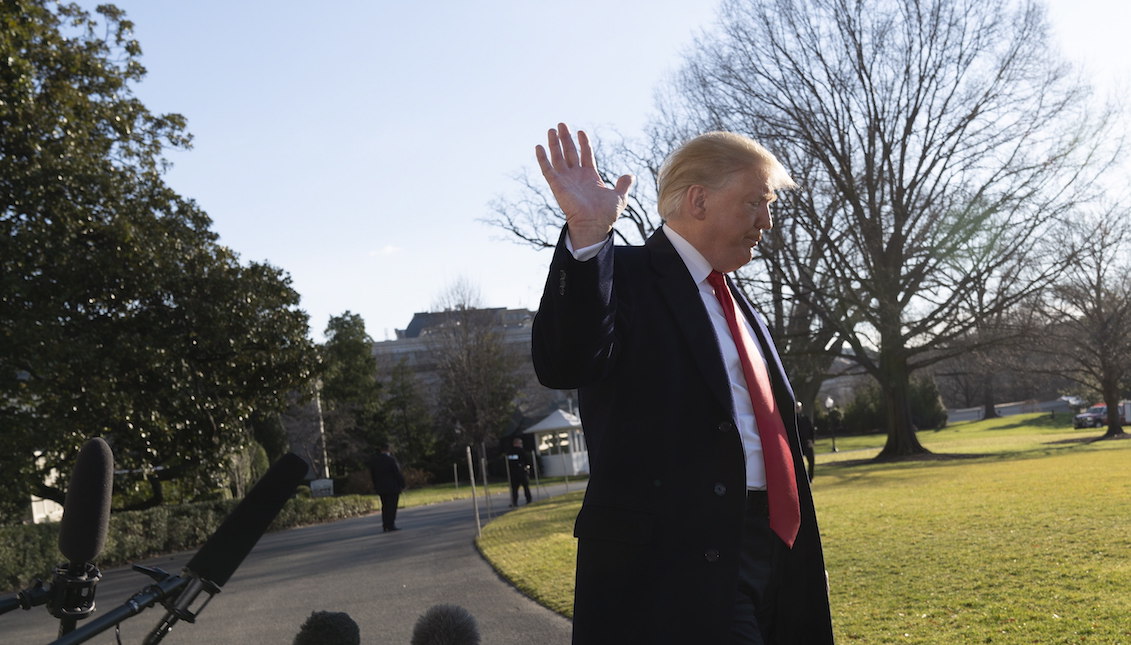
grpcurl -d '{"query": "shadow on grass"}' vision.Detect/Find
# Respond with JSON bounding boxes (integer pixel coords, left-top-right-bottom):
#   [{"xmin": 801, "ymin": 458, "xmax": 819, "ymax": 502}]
[
  {"xmin": 1045, "ymin": 432, "xmax": 1131, "ymax": 445},
  {"xmin": 819, "ymin": 436, "xmax": 1111, "ymax": 474}
]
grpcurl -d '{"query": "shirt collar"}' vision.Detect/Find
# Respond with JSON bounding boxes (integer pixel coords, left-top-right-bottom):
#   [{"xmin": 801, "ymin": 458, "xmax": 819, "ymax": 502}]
[{"xmin": 662, "ymin": 223, "xmax": 713, "ymax": 286}]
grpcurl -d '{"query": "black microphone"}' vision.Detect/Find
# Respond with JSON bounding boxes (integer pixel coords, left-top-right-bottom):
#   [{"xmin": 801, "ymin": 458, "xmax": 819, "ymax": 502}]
[
  {"xmin": 144, "ymin": 452, "xmax": 308, "ymax": 643},
  {"xmin": 59, "ymin": 437, "xmax": 114, "ymax": 564},
  {"xmin": 410, "ymin": 604, "xmax": 481, "ymax": 645},
  {"xmin": 49, "ymin": 437, "xmax": 114, "ymax": 636}
]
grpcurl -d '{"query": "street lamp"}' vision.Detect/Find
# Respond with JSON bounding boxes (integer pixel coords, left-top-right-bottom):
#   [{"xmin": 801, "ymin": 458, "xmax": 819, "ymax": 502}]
[{"xmin": 824, "ymin": 396, "xmax": 838, "ymax": 453}]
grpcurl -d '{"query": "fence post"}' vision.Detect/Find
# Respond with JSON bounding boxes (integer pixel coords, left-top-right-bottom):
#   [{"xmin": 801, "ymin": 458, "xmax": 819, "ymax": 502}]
[
  {"xmin": 478, "ymin": 441, "xmax": 493, "ymax": 519},
  {"xmin": 465, "ymin": 446, "xmax": 481, "ymax": 537}
]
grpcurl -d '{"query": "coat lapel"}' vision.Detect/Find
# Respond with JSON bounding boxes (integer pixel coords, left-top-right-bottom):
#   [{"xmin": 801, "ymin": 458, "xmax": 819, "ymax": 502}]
[{"xmin": 645, "ymin": 230, "xmax": 734, "ymax": 415}]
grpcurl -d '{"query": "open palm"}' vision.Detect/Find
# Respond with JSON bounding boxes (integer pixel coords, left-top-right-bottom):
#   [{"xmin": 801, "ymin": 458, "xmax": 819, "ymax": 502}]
[{"xmin": 535, "ymin": 123, "xmax": 635, "ymax": 248}]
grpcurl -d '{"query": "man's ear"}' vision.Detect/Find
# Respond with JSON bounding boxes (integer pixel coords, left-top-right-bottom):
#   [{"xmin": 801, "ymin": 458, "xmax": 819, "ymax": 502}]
[{"xmin": 686, "ymin": 185, "xmax": 708, "ymax": 220}]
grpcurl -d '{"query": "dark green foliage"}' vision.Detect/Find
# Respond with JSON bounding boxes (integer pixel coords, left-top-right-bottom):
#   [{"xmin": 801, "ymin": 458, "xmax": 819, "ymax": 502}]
[
  {"xmin": 0, "ymin": 523, "xmax": 58, "ymax": 587},
  {"xmin": 250, "ymin": 411, "xmax": 291, "ymax": 463},
  {"xmin": 381, "ymin": 358, "xmax": 439, "ymax": 474},
  {"xmin": 1, "ymin": 1, "xmax": 317, "ymax": 519},
  {"xmin": 908, "ymin": 376, "xmax": 947, "ymax": 431},
  {"xmin": 842, "ymin": 377, "xmax": 947, "ymax": 434},
  {"xmin": 841, "ymin": 384, "xmax": 884, "ymax": 435},
  {"xmin": 319, "ymin": 312, "xmax": 384, "ymax": 478}
]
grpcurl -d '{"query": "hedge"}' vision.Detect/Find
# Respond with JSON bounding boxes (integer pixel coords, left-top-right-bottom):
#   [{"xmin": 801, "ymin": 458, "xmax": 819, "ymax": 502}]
[{"xmin": 0, "ymin": 493, "xmax": 378, "ymax": 591}]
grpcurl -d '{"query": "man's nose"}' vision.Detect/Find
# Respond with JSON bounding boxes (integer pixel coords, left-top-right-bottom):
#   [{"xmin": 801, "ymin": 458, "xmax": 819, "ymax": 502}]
[{"xmin": 758, "ymin": 204, "xmax": 774, "ymax": 230}]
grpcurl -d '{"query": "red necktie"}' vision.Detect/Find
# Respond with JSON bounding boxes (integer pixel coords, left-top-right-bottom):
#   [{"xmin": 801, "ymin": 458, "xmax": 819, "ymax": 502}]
[{"xmin": 707, "ymin": 271, "xmax": 800, "ymax": 547}]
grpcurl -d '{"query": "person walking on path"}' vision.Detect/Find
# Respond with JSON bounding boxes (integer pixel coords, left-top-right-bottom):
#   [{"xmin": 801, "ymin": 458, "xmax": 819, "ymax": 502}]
[
  {"xmin": 369, "ymin": 443, "xmax": 405, "ymax": 533},
  {"xmin": 531, "ymin": 123, "xmax": 834, "ymax": 644},
  {"xmin": 506, "ymin": 436, "xmax": 534, "ymax": 507}
]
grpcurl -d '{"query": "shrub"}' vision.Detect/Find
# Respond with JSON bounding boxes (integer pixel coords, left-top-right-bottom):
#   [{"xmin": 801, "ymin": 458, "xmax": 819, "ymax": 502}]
[
  {"xmin": 841, "ymin": 375, "xmax": 949, "ymax": 434},
  {"xmin": 842, "ymin": 383, "xmax": 885, "ymax": 434},
  {"xmin": 0, "ymin": 523, "xmax": 58, "ymax": 587},
  {"xmin": 402, "ymin": 467, "xmax": 433, "ymax": 489},
  {"xmin": 0, "ymin": 494, "xmax": 377, "ymax": 592},
  {"xmin": 909, "ymin": 376, "xmax": 947, "ymax": 430}
]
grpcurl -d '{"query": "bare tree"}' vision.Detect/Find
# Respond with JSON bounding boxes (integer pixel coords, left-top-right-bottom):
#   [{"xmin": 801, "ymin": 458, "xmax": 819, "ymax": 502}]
[
  {"xmin": 932, "ymin": 301, "xmax": 1059, "ymax": 416},
  {"xmin": 1041, "ymin": 211, "xmax": 1131, "ymax": 439},
  {"xmin": 664, "ymin": 0, "xmax": 1120, "ymax": 456},
  {"xmin": 429, "ymin": 280, "xmax": 521, "ymax": 449}
]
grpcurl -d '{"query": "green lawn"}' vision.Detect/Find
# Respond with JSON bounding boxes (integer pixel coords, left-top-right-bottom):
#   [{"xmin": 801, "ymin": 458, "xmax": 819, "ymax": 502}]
[{"xmin": 477, "ymin": 415, "xmax": 1131, "ymax": 643}]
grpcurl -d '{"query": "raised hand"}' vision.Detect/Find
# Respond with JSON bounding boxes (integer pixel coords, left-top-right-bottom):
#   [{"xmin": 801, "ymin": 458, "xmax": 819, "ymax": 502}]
[{"xmin": 535, "ymin": 123, "xmax": 635, "ymax": 249}]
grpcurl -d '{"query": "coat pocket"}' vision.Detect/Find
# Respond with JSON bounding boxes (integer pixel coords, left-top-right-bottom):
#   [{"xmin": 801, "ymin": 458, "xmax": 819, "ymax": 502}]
[{"xmin": 573, "ymin": 504, "xmax": 655, "ymax": 545}]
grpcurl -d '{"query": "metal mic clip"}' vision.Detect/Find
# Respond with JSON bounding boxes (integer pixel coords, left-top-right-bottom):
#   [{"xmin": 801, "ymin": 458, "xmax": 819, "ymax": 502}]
[{"xmin": 143, "ymin": 571, "xmax": 220, "ymax": 644}]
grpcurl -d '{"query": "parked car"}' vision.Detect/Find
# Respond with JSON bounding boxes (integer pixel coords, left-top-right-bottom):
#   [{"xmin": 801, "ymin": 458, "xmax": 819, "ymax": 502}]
[{"xmin": 1074, "ymin": 402, "xmax": 1130, "ymax": 428}]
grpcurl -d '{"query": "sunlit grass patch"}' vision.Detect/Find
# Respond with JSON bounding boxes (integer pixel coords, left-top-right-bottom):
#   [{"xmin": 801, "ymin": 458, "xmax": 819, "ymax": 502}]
[
  {"xmin": 475, "ymin": 491, "xmax": 585, "ymax": 616},
  {"xmin": 820, "ymin": 441, "xmax": 1131, "ymax": 643}
]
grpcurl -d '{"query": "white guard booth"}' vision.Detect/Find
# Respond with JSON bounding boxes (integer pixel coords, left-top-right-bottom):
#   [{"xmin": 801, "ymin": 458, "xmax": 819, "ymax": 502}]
[{"xmin": 523, "ymin": 409, "xmax": 589, "ymax": 477}]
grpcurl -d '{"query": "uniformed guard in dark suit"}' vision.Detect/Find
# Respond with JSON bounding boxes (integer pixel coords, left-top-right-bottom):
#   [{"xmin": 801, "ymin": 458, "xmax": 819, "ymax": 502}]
[{"xmin": 506, "ymin": 436, "xmax": 533, "ymax": 506}]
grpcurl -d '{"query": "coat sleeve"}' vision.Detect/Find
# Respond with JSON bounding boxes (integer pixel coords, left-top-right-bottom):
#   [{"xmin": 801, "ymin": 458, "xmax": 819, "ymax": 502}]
[{"xmin": 531, "ymin": 227, "xmax": 617, "ymax": 390}]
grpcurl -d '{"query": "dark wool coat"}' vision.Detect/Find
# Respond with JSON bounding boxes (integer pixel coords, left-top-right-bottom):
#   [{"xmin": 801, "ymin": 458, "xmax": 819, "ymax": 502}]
[
  {"xmin": 368, "ymin": 452, "xmax": 404, "ymax": 496},
  {"xmin": 532, "ymin": 228, "xmax": 835, "ymax": 644}
]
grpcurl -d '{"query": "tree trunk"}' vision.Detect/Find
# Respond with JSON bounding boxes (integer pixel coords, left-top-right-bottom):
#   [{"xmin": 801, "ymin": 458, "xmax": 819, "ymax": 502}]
[
  {"xmin": 980, "ymin": 371, "xmax": 999, "ymax": 420},
  {"xmin": 877, "ymin": 354, "xmax": 929, "ymax": 458},
  {"xmin": 1101, "ymin": 425, "xmax": 1127, "ymax": 438},
  {"xmin": 1102, "ymin": 381, "xmax": 1127, "ymax": 438}
]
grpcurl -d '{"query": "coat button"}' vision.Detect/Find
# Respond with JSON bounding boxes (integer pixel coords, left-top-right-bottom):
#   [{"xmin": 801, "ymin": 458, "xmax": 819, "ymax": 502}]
[
  {"xmin": 713, "ymin": 483, "xmax": 726, "ymax": 496},
  {"xmin": 704, "ymin": 549, "xmax": 721, "ymax": 563},
  {"xmin": 717, "ymin": 420, "xmax": 735, "ymax": 433}
]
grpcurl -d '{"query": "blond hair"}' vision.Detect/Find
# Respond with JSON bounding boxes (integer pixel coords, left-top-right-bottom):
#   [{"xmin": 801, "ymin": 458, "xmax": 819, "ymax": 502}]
[{"xmin": 657, "ymin": 132, "xmax": 796, "ymax": 220}]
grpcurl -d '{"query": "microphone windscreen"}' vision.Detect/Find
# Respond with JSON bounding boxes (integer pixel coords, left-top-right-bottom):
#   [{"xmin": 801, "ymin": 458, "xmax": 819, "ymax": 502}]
[
  {"xmin": 186, "ymin": 452, "xmax": 307, "ymax": 587},
  {"xmin": 411, "ymin": 604, "xmax": 481, "ymax": 645},
  {"xmin": 292, "ymin": 610, "xmax": 360, "ymax": 645},
  {"xmin": 58, "ymin": 437, "xmax": 114, "ymax": 565}
]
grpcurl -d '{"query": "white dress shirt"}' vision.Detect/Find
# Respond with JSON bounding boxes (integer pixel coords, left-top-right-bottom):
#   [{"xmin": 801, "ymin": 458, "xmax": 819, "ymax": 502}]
[{"xmin": 567, "ymin": 226, "xmax": 769, "ymax": 489}]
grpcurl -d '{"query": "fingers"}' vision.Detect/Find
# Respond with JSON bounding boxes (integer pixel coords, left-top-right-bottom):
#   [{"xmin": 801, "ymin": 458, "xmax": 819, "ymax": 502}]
[
  {"xmin": 534, "ymin": 143, "xmax": 552, "ymax": 177},
  {"xmin": 558, "ymin": 123, "xmax": 580, "ymax": 167},
  {"xmin": 547, "ymin": 126, "xmax": 565, "ymax": 168},
  {"xmin": 537, "ymin": 123, "xmax": 584, "ymax": 172},
  {"xmin": 614, "ymin": 174, "xmax": 636, "ymax": 199},
  {"xmin": 535, "ymin": 123, "xmax": 624, "ymax": 193},
  {"xmin": 578, "ymin": 129, "xmax": 596, "ymax": 169}
]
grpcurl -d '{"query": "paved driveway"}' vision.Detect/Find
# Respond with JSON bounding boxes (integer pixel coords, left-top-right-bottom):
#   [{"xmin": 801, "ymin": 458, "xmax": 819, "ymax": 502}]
[{"xmin": 2, "ymin": 483, "xmax": 581, "ymax": 644}]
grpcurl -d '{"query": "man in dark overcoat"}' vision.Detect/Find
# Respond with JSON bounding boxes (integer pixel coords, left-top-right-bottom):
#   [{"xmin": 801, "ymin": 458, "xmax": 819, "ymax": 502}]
[
  {"xmin": 531, "ymin": 123, "xmax": 834, "ymax": 644},
  {"xmin": 368, "ymin": 443, "xmax": 405, "ymax": 533}
]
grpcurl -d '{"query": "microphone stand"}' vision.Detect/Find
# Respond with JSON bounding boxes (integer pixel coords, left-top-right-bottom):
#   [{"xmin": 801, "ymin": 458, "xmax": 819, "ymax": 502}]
[
  {"xmin": 47, "ymin": 452, "xmax": 305, "ymax": 644},
  {"xmin": 48, "ymin": 565, "xmax": 188, "ymax": 645}
]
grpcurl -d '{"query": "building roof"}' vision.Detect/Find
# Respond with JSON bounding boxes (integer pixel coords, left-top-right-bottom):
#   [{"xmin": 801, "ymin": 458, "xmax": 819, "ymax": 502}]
[
  {"xmin": 395, "ymin": 307, "xmax": 534, "ymax": 339},
  {"xmin": 523, "ymin": 408, "xmax": 581, "ymax": 434}
]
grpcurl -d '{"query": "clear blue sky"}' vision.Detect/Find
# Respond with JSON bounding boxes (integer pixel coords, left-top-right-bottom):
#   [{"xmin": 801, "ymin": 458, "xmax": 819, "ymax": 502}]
[{"xmin": 78, "ymin": 0, "xmax": 1129, "ymax": 341}]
